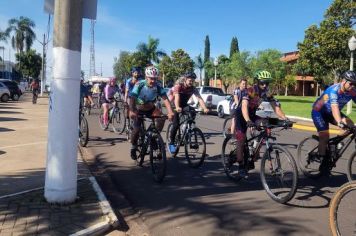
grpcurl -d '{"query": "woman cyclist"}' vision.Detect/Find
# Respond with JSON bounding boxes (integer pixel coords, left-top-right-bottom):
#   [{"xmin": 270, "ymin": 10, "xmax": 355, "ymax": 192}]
[{"xmin": 101, "ymin": 77, "xmax": 118, "ymax": 127}]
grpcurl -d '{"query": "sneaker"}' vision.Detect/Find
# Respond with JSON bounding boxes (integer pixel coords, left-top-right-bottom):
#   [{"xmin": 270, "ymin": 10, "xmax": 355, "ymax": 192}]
[
  {"xmin": 130, "ymin": 148, "xmax": 137, "ymax": 160},
  {"xmin": 168, "ymin": 144, "xmax": 177, "ymax": 154},
  {"xmin": 231, "ymin": 165, "xmax": 248, "ymax": 179}
]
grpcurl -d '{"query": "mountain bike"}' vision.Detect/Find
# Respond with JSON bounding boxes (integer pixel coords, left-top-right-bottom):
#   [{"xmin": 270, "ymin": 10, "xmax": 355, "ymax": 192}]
[
  {"xmin": 134, "ymin": 114, "xmax": 167, "ymax": 183},
  {"xmin": 79, "ymin": 103, "xmax": 89, "ymax": 147},
  {"xmin": 221, "ymin": 118, "xmax": 298, "ymax": 204},
  {"xmin": 297, "ymin": 125, "xmax": 356, "ymax": 180},
  {"xmin": 99, "ymin": 97, "xmax": 126, "ymax": 133},
  {"xmin": 222, "ymin": 116, "xmax": 233, "ymax": 138},
  {"xmin": 32, "ymin": 89, "xmax": 39, "ymax": 104},
  {"xmin": 329, "ymin": 181, "xmax": 356, "ymax": 236},
  {"xmin": 166, "ymin": 108, "xmax": 206, "ymax": 168}
]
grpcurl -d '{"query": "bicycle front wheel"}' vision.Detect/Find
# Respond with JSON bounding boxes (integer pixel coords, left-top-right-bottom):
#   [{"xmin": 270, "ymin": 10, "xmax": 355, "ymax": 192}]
[
  {"xmin": 79, "ymin": 115, "xmax": 89, "ymax": 147},
  {"xmin": 329, "ymin": 181, "xmax": 356, "ymax": 236},
  {"xmin": 297, "ymin": 136, "xmax": 322, "ymax": 178},
  {"xmin": 222, "ymin": 117, "xmax": 233, "ymax": 138},
  {"xmin": 112, "ymin": 108, "xmax": 126, "ymax": 134},
  {"xmin": 149, "ymin": 133, "xmax": 167, "ymax": 183},
  {"xmin": 99, "ymin": 110, "xmax": 109, "ymax": 130},
  {"xmin": 260, "ymin": 144, "xmax": 298, "ymax": 204},
  {"xmin": 347, "ymin": 151, "xmax": 356, "ymax": 181},
  {"xmin": 185, "ymin": 127, "xmax": 206, "ymax": 168},
  {"xmin": 221, "ymin": 135, "xmax": 243, "ymax": 182}
]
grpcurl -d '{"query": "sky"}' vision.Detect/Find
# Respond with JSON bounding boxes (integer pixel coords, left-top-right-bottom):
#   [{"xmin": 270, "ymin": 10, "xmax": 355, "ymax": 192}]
[{"xmin": 0, "ymin": 0, "xmax": 333, "ymax": 79}]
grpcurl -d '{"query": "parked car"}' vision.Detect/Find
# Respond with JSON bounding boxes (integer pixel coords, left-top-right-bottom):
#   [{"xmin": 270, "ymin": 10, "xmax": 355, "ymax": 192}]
[
  {"xmin": 188, "ymin": 86, "xmax": 226, "ymax": 110},
  {"xmin": 0, "ymin": 81, "xmax": 11, "ymax": 102},
  {"xmin": 0, "ymin": 79, "xmax": 22, "ymax": 101},
  {"xmin": 216, "ymin": 95, "xmax": 278, "ymax": 119}
]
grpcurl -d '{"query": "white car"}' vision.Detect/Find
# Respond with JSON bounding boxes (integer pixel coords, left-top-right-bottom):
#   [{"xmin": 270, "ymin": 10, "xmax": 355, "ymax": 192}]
[
  {"xmin": 216, "ymin": 95, "xmax": 278, "ymax": 118},
  {"xmin": 188, "ymin": 86, "xmax": 226, "ymax": 111},
  {"xmin": 0, "ymin": 81, "xmax": 11, "ymax": 102}
]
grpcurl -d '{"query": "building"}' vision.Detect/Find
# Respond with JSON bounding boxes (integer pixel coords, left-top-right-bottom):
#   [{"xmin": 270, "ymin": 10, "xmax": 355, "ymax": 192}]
[{"xmin": 0, "ymin": 60, "xmax": 20, "ymax": 81}]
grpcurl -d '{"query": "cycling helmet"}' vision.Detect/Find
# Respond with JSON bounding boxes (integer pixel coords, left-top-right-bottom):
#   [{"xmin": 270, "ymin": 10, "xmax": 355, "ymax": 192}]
[
  {"xmin": 145, "ymin": 66, "xmax": 159, "ymax": 78},
  {"xmin": 342, "ymin": 70, "xmax": 356, "ymax": 83},
  {"xmin": 183, "ymin": 71, "xmax": 197, "ymax": 79},
  {"xmin": 109, "ymin": 77, "xmax": 117, "ymax": 83},
  {"xmin": 254, "ymin": 70, "xmax": 272, "ymax": 82},
  {"xmin": 131, "ymin": 67, "xmax": 140, "ymax": 74}
]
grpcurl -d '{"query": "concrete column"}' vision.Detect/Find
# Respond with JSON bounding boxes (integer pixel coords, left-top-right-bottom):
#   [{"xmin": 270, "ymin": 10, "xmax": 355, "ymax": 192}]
[{"xmin": 45, "ymin": 0, "xmax": 83, "ymax": 203}]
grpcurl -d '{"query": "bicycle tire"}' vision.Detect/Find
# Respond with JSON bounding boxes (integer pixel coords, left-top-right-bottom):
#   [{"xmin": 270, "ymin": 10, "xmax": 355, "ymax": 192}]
[
  {"xmin": 112, "ymin": 107, "xmax": 126, "ymax": 134},
  {"xmin": 185, "ymin": 127, "xmax": 206, "ymax": 168},
  {"xmin": 79, "ymin": 115, "xmax": 89, "ymax": 147},
  {"xmin": 297, "ymin": 136, "xmax": 323, "ymax": 179},
  {"xmin": 347, "ymin": 151, "xmax": 356, "ymax": 181},
  {"xmin": 260, "ymin": 144, "xmax": 298, "ymax": 204},
  {"xmin": 136, "ymin": 127, "xmax": 146, "ymax": 167},
  {"xmin": 329, "ymin": 181, "xmax": 356, "ymax": 236},
  {"xmin": 221, "ymin": 135, "xmax": 244, "ymax": 182},
  {"xmin": 166, "ymin": 123, "xmax": 180, "ymax": 158},
  {"xmin": 222, "ymin": 117, "xmax": 233, "ymax": 138},
  {"xmin": 149, "ymin": 132, "xmax": 167, "ymax": 183},
  {"xmin": 99, "ymin": 110, "xmax": 109, "ymax": 130}
]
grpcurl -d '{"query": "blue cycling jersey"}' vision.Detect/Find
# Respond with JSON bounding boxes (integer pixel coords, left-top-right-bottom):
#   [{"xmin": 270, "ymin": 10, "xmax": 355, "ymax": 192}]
[
  {"xmin": 131, "ymin": 80, "xmax": 166, "ymax": 105},
  {"xmin": 312, "ymin": 83, "xmax": 356, "ymax": 113}
]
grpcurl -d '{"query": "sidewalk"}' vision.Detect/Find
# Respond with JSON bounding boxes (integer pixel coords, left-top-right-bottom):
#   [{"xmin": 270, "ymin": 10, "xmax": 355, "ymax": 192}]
[{"xmin": 0, "ymin": 93, "xmax": 119, "ymax": 235}]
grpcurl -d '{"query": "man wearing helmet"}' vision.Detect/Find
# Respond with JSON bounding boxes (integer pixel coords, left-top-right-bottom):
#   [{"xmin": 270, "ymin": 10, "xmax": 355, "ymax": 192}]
[
  {"xmin": 234, "ymin": 70, "xmax": 289, "ymax": 177},
  {"xmin": 167, "ymin": 71, "xmax": 209, "ymax": 154},
  {"xmin": 312, "ymin": 70, "xmax": 356, "ymax": 174},
  {"xmin": 101, "ymin": 77, "xmax": 118, "ymax": 127},
  {"xmin": 129, "ymin": 66, "xmax": 174, "ymax": 160},
  {"xmin": 124, "ymin": 67, "xmax": 142, "ymax": 104}
]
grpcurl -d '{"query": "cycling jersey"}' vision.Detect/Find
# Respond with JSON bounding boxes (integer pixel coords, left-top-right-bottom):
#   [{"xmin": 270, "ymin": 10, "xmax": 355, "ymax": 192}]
[
  {"xmin": 230, "ymin": 88, "xmax": 244, "ymax": 110},
  {"xmin": 171, "ymin": 83, "xmax": 200, "ymax": 108},
  {"xmin": 103, "ymin": 84, "xmax": 117, "ymax": 103},
  {"xmin": 130, "ymin": 80, "xmax": 166, "ymax": 105},
  {"xmin": 125, "ymin": 77, "xmax": 141, "ymax": 95}
]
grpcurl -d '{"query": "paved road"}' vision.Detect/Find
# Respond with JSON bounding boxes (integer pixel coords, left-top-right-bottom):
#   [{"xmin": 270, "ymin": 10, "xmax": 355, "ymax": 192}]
[{"xmin": 83, "ymin": 110, "xmax": 352, "ymax": 236}]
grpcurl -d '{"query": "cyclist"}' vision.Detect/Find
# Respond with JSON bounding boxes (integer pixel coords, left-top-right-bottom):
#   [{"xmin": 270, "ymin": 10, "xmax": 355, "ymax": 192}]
[
  {"xmin": 101, "ymin": 77, "xmax": 118, "ymax": 127},
  {"xmin": 168, "ymin": 72, "xmax": 209, "ymax": 154},
  {"xmin": 129, "ymin": 66, "xmax": 174, "ymax": 160},
  {"xmin": 311, "ymin": 70, "xmax": 356, "ymax": 173},
  {"xmin": 124, "ymin": 67, "xmax": 142, "ymax": 106},
  {"xmin": 30, "ymin": 79, "xmax": 40, "ymax": 103},
  {"xmin": 230, "ymin": 78, "xmax": 248, "ymax": 135},
  {"xmin": 80, "ymin": 79, "xmax": 94, "ymax": 108},
  {"xmin": 234, "ymin": 70, "xmax": 289, "ymax": 177}
]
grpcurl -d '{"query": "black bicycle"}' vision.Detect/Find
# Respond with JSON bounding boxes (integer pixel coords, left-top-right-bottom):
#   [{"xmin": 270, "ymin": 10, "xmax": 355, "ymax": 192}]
[
  {"xmin": 32, "ymin": 90, "xmax": 39, "ymax": 104},
  {"xmin": 99, "ymin": 97, "xmax": 126, "ymax": 133},
  {"xmin": 221, "ymin": 119, "xmax": 298, "ymax": 204},
  {"xmin": 166, "ymin": 108, "xmax": 206, "ymax": 168},
  {"xmin": 297, "ymin": 125, "xmax": 356, "ymax": 180},
  {"xmin": 79, "ymin": 103, "xmax": 89, "ymax": 147},
  {"xmin": 134, "ymin": 115, "xmax": 167, "ymax": 183}
]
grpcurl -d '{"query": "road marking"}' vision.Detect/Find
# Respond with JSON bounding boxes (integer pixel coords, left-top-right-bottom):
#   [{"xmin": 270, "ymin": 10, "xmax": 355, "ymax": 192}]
[
  {"xmin": 0, "ymin": 141, "xmax": 47, "ymax": 149},
  {"xmin": 293, "ymin": 124, "xmax": 341, "ymax": 135}
]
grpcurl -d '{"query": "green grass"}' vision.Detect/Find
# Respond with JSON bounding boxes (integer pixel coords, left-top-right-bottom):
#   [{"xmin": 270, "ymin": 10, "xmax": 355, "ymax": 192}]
[{"xmin": 275, "ymin": 96, "xmax": 356, "ymax": 121}]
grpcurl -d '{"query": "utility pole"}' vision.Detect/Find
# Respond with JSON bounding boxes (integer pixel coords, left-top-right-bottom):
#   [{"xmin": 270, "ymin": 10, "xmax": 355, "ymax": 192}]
[
  {"xmin": 40, "ymin": 34, "xmax": 48, "ymax": 96},
  {"xmin": 45, "ymin": 0, "xmax": 83, "ymax": 203}
]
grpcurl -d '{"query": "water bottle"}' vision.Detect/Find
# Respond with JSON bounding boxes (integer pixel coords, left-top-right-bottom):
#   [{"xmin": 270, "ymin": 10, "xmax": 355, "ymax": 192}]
[
  {"xmin": 109, "ymin": 108, "xmax": 114, "ymax": 118},
  {"xmin": 336, "ymin": 142, "xmax": 343, "ymax": 151}
]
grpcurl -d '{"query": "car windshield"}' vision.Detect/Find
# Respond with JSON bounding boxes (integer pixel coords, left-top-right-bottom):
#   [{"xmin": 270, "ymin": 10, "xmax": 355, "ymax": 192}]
[{"xmin": 201, "ymin": 87, "xmax": 224, "ymax": 95}]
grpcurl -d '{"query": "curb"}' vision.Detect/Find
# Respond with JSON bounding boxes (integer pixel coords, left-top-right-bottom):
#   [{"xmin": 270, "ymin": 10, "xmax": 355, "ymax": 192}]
[{"xmin": 287, "ymin": 115, "xmax": 341, "ymax": 134}]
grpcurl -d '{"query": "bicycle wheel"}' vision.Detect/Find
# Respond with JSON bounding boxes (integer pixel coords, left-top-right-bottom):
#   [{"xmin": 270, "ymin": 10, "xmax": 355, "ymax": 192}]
[
  {"xmin": 222, "ymin": 117, "xmax": 233, "ymax": 138},
  {"xmin": 221, "ymin": 135, "xmax": 244, "ymax": 182},
  {"xmin": 347, "ymin": 151, "xmax": 356, "ymax": 181},
  {"xmin": 79, "ymin": 115, "xmax": 89, "ymax": 147},
  {"xmin": 149, "ymin": 133, "xmax": 167, "ymax": 183},
  {"xmin": 297, "ymin": 136, "xmax": 323, "ymax": 178},
  {"xmin": 112, "ymin": 107, "xmax": 126, "ymax": 134},
  {"xmin": 99, "ymin": 110, "xmax": 109, "ymax": 130},
  {"xmin": 185, "ymin": 127, "xmax": 206, "ymax": 168},
  {"xmin": 125, "ymin": 118, "xmax": 132, "ymax": 141},
  {"xmin": 166, "ymin": 123, "xmax": 180, "ymax": 158},
  {"xmin": 260, "ymin": 144, "xmax": 298, "ymax": 204},
  {"xmin": 329, "ymin": 181, "xmax": 356, "ymax": 236}
]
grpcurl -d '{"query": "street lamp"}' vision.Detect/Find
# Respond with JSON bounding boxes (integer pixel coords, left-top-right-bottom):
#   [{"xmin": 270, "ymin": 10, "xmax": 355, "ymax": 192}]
[
  {"xmin": 346, "ymin": 35, "xmax": 356, "ymax": 114},
  {"xmin": 214, "ymin": 58, "xmax": 218, "ymax": 87},
  {"xmin": 0, "ymin": 46, "xmax": 4, "ymax": 79}
]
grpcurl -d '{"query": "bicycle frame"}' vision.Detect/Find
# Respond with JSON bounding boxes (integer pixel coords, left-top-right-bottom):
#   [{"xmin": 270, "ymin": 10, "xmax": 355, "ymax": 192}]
[{"xmin": 175, "ymin": 111, "xmax": 196, "ymax": 146}]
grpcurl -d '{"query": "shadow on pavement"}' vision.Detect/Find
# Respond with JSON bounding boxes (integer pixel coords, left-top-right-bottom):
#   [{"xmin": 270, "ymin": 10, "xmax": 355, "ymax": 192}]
[
  {"xmin": 0, "ymin": 127, "xmax": 15, "ymax": 132},
  {"xmin": 0, "ymin": 117, "xmax": 27, "ymax": 122},
  {"xmin": 0, "ymin": 150, "xmax": 6, "ymax": 156},
  {"xmin": 88, "ymin": 136, "xmax": 127, "ymax": 147},
  {"xmin": 0, "ymin": 110, "xmax": 23, "ymax": 115}
]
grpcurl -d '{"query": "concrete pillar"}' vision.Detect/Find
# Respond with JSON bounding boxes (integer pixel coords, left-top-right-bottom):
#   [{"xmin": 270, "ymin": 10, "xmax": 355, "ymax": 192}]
[{"xmin": 45, "ymin": 0, "xmax": 83, "ymax": 203}]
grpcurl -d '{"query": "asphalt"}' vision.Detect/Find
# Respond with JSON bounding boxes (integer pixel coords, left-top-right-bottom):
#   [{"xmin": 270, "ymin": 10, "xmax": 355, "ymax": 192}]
[
  {"xmin": 0, "ymin": 93, "xmax": 120, "ymax": 236},
  {"xmin": 0, "ymin": 92, "xmax": 343, "ymax": 236}
]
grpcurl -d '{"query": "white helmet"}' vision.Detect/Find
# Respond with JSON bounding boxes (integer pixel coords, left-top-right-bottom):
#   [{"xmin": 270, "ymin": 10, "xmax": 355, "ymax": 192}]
[{"xmin": 145, "ymin": 66, "xmax": 159, "ymax": 78}]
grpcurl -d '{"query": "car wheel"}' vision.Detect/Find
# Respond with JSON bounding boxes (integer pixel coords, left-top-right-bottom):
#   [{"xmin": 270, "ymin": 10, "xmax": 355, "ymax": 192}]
[
  {"xmin": 1, "ymin": 94, "xmax": 9, "ymax": 102},
  {"xmin": 12, "ymin": 93, "xmax": 20, "ymax": 101},
  {"xmin": 218, "ymin": 106, "xmax": 225, "ymax": 118}
]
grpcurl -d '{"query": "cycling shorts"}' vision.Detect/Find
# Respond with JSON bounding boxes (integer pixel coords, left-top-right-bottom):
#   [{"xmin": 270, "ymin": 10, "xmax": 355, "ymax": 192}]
[{"xmin": 311, "ymin": 110, "xmax": 346, "ymax": 132}]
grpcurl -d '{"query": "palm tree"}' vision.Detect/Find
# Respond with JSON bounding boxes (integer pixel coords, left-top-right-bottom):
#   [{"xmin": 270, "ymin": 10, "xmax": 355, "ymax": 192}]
[
  {"xmin": 136, "ymin": 36, "xmax": 166, "ymax": 64},
  {"xmin": 7, "ymin": 16, "xmax": 36, "ymax": 53},
  {"xmin": 195, "ymin": 54, "xmax": 204, "ymax": 86},
  {"xmin": 0, "ymin": 29, "xmax": 9, "ymax": 62}
]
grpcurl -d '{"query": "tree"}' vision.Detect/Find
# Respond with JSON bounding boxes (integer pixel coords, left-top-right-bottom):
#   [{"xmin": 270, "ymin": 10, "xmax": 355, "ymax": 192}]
[
  {"xmin": 15, "ymin": 49, "xmax": 42, "ymax": 79},
  {"xmin": 7, "ymin": 16, "xmax": 36, "ymax": 53},
  {"xmin": 204, "ymin": 35, "xmax": 210, "ymax": 63},
  {"xmin": 229, "ymin": 37, "xmax": 239, "ymax": 58},
  {"xmin": 195, "ymin": 54, "xmax": 204, "ymax": 86},
  {"xmin": 113, "ymin": 51, "xmax": 133, "ymax": 80},
  {"xmin": 159, "ymin": 55, "xmax": 174, "ymax": 87},
  {"xmin": 203, "ymin": 35, "xmax": 211, "ymax": 85},
  {"xmin": 283, "ymin": 74, "xmax": 297, "ymax": 96},
  {"xmin": 297, "ymin": 0, "xmax": 355, "ymax": 84},
  {"xmin": 0, "ymin": 29, "xmax": 9, "ymax": 61},
  {"xmin": 136, "ymin": 36, "xmax": 166, "ymax": 64}
]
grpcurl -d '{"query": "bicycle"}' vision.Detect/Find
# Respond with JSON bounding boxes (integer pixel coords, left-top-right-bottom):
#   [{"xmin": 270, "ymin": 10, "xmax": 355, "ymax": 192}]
[
  {"xmin": 297, "ymin": 125, "xmax": 356, "ymax": 180},
  {"xmin": 79, "ymin": 103, "xmax": 89, "ymax": 147},
  {"xmin": 329, "ymin": 181, "xmax": 356, "ymax": 236},
  {"xmin": 166, "ymin": 108, "xmax": 206, "ymax": 168},
  {"xmin": 99, "ymin": 97, "xmax": 126, "ymax": 133},
  {"xmin": 222, "ymin": 116, "xmax": 233, "ymax": 138},
  {"xmin": 133, "ymin": 114, "xmax": 167, "ymax": 183},
  {"xmin": 32, "ymin": 89, "xmax": 39, "ymax": 104},
  {"xmin": 221, "ymin": 118, "xmax": 298, "ymax": 204}
]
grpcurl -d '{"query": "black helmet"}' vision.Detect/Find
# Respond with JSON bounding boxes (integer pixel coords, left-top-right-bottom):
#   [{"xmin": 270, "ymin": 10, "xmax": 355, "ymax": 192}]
[
  {"xmin": 183, "ymin": 71, "xmax": 197, "ymax": 79},
  {"xmin": 342, "ymin": 70, "xmax": 356, "ymax": 83}
]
